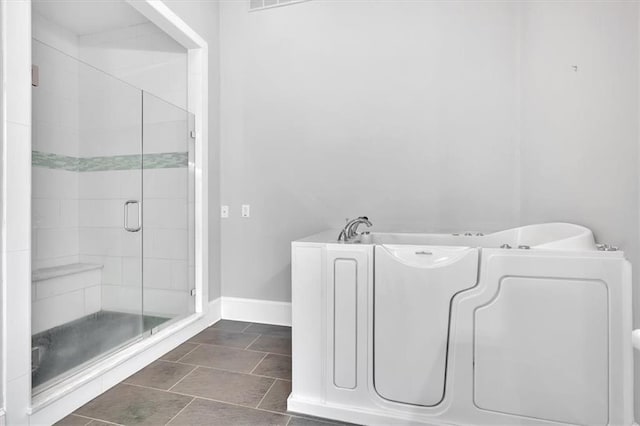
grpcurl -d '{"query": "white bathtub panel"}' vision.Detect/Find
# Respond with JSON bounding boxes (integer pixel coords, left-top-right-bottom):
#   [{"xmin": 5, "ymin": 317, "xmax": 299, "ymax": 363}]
[
  {"xmin": 374, "ymin": 245, "xmax": 478, "ymax": 407},
  {"xmin": 290, "ymin": 245, "xmax": 325, "ymax": 402},
  {"xmin": 474, "ymin": 277, "xmax": 608, "ymax": 425},
  {"xmin": 332, "ymin": 259, "xmax": 358, "ymax": 389}
]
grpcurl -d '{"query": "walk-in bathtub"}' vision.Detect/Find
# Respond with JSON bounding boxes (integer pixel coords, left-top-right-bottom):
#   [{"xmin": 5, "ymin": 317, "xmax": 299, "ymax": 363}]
[{"xmin": 289, "ymin": 223, "xmax": 635, "ymax": 425}]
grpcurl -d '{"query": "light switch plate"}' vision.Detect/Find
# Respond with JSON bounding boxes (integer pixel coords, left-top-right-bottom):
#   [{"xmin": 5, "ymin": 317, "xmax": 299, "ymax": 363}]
[
  {"xmin": 221, "ymin": 205, "xmax": 229, "ymax": 218},
  {"xmin": 241, "ymin": 204, "xmax": 250, "ymax": 218}
]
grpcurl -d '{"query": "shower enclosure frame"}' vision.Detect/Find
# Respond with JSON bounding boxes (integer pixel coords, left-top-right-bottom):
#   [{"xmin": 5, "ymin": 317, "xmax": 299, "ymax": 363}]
[{"xmin": 0, "ymin": 1, "xmax": 214, "ymax": 424}]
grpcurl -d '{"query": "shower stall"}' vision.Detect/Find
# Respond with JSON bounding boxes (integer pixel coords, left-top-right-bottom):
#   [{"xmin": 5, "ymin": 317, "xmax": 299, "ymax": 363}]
[{"xmin": 31, "ymin": 32, "xmax": 195, "ymax": 393}]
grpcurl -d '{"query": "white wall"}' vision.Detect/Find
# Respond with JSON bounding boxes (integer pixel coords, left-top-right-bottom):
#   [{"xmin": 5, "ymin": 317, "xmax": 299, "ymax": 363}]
[{"xmin": 220, "ymin": 0, "xmax": 640, "ymax": 415}]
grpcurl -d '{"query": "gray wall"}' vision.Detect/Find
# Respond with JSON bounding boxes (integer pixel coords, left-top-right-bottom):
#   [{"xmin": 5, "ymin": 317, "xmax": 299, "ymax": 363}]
[
  {"xmin": 220, "ymin": 0, "xmax": 639, "ymax": 298},
  {"xmin": 165, "ymin": 1, "xmax": 222, "ymax": 301},
  {"xmin": 219, "ymin": 0, "xmax": 639, "ymax": 414},
  {"xmin": 220, "ymin": 0, "xmax": 521, "ymax": 301}
]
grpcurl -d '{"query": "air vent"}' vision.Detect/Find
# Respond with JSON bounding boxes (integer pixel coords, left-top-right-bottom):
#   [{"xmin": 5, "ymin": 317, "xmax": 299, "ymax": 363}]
[{"xmin": 249, "ymin": 0, "xmax": 308, "ymax": 12}]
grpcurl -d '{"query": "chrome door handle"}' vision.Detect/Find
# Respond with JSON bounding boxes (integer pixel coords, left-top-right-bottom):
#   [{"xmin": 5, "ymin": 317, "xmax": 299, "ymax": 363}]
[{"xmin": 124, "ymin": 200, "xmax": 141, "ymax": 232}]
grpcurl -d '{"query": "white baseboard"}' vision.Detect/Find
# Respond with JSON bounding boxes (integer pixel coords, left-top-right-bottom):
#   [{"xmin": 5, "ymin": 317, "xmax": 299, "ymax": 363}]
[
  {"xmin": 221, "ymin": 296, "xmax": 291, "ymax": 326},
  {"xmin": 207, "ymin": 296, "xmax": 222, "ymax": 324}
]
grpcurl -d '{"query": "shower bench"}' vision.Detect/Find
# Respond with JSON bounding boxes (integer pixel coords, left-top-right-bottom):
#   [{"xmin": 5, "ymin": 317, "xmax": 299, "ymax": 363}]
[{"xmin": 32, "ymin": 262, "xmax": 103, "ymax": 334}]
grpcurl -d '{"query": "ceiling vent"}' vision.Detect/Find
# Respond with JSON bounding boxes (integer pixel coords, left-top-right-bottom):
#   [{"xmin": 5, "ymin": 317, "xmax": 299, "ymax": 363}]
[{"xmin": 249, "ymin": 0, "xmax": 308, "ymax": 12}]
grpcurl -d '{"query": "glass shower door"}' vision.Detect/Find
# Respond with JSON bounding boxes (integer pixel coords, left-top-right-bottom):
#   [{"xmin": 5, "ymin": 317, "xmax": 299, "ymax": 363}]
[
  {"xmin": 142, "ymin": 92, "xmax": 196, "ymax": 324},
  {"xmin": 31, "ymin": 40, "xmax": 146, "ymax": 392}
]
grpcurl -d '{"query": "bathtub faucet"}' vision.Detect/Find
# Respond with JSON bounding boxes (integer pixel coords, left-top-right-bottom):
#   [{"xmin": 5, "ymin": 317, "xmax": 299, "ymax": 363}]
[{"xmin": 338, "ymin": 217, "xmax": 373, "ymax": 242}]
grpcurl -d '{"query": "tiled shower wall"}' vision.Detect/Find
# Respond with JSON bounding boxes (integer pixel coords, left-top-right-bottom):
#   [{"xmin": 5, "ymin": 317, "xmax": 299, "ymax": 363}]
[
  {"xmin": 76, "ymin": 21, "xmax": 191, "ymax": 318},
  {"xmin": 32, "ymin": 13, "xmax": 192, "ymax": 323},
  {"xmin": 31, "ymin": 19, "xmax": 80, "ymax": 270}
]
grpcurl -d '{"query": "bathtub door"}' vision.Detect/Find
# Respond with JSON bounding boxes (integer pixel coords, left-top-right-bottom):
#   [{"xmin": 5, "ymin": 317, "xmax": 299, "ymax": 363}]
[{"xmin": 373, "ymin": 245, "xmax": 478, "ymax": 406}]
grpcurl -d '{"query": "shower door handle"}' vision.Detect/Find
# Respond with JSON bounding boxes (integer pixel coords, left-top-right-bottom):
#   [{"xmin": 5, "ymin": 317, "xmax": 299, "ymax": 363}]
[{"xmin": 124, "ymin": 200, "xmax": 141, "ymax": 232}]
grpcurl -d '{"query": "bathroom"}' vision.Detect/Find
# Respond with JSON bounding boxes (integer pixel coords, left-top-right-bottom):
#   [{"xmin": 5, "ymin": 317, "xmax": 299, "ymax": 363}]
[{"xmin": 1, "ymin": 0, "xmax": 640, "ymax": 424}]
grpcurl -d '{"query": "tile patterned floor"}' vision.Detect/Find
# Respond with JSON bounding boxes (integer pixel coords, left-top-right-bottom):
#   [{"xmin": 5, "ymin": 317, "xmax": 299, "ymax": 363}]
[{"xmin": 55, "ymin": 320, "xmax": 351, "ymax": 426}]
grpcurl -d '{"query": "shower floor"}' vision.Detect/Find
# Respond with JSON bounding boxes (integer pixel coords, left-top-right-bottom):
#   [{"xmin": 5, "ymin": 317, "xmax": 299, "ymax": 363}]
[{"xmin": 32, "ymin": 311, "xmax": 169, "ymax": 390}]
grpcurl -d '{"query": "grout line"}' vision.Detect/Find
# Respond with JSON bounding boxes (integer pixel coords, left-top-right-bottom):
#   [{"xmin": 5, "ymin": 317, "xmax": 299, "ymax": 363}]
[
  {"xmin": 173, "ymin": 342, "xmax": 201, "ymax": 363},
  {"xmin": 166, "ymin": 364, "xmax": 199, "ymax": 392},
  {"xmin": 240, "ymin": 322, "xmax": 254, "ymax": 333},
  {"xmin": 188, "ymin": 339, "xmax": 290, "ymax": 357},
  {"xmin": 72, "ymin": 413, "xmax": 122, "ymax": 426},
  {"xmin": 169, "ymin": 360, "xmax": 290, "ymax": 381},
  {"xmin": 244, "ymin": 333, "xmax": 262, "ymax": 350},
  {"xmin": 240, "ymin": 344, "xmax": 291, "ymax": 357},
  {"xmin": 74, "ymin": 414, "xmax": 99, "ymax": 426},
  {"xmin": 244, "ymin": 349, "xmax": 292, "ymax": 357},
  {"xmin": 88, "ymin": 419, "xmax": 123, "ymax": 426},
  {"xmin": 68, "ymin": 413, "xmax": 109, "ymax": 425},
  {"xmin": 73, "ymin": 374, "xmax": 293, "ymax": 423},
  {"xmin": 122, "ymin": 381, "xmax": 178, "ymax": 393},
  {"xmin": 164, "ymin": 396, "xmax": 195, "ymax": 425},
  {"xmin": 255, "ymin": 378, "xmax": 277, "ymax": 410},
  {"xmin": 177, "ymin": 341, "xmax": 265, "ymax": 354},
  {"xmin": 249, "ymin": 352, "xmax": 269, "ymax": 374},
  {"xmin": 165, "ymin": 388, "xmax": 289, "ymax": 417}
]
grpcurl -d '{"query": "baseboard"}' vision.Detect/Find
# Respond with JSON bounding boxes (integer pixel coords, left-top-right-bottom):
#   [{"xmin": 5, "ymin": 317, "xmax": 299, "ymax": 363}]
[
  {"xmin": 221, "ymin": 296, "xmax": 291, "ymax": 326},
  {"xmin": 632, "ymin": 329, "xmax": 640, "ymax": 351},
  {"xmin": 207, "ymin": 296, "xmax": 222, "ymax": 325}
]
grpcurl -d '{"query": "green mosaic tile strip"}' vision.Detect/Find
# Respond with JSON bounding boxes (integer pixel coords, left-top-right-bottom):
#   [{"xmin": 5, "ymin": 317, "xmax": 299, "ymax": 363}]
[
  {"xmin": 77, "ymin": 154, "xmax": 142, "ymax": 172},
  {"xmin": 32, "ymin": 151, "xmax": 188, "ymax": 171},
  {"xmin": 143, "ymin": 152, "xmax": 188, "ymax": 170},
  {"xmin": 32, "ymin": 151, "xmax": 80, "ymax": 171}
]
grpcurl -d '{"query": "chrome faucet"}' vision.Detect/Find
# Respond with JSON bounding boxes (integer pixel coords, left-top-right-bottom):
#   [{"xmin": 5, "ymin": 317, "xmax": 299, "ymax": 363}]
[{"xmin": 338, "ymin": 217, "xmax": 373, "ymax": 242}]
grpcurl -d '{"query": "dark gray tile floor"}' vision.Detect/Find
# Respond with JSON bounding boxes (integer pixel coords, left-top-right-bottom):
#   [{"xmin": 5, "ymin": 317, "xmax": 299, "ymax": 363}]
[{"xmin": 56, "ymin": 320, "xmax": 352, "ymax": 426}]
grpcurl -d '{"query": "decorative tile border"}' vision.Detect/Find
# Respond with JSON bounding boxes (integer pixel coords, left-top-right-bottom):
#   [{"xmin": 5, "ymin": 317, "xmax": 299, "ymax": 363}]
[
  {"xmin": 78, "ymin": 154, "xmax": 142, "ymax": 172},
  {"xmin": 143, "ymin": 152, "xmax": 189, "ymax": 170},
  {"xmin": 32, "ymin": 151, "xmax": 188, "ymax": 171},
  {"xmin": 32, "ymin": 151, "xmax": 80, "ymax": 171}
]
